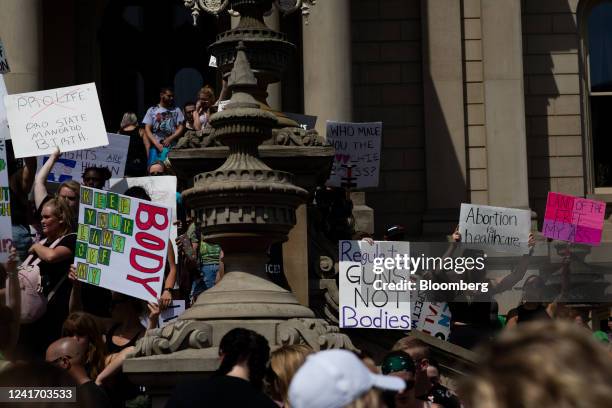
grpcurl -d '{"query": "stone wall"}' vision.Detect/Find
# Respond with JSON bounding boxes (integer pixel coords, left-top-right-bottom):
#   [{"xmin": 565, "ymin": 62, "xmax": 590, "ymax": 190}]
[
  {"xmin": 522, "ymin": 0, "xmax": 585, "ymax": 221},
  {"xmin": 351, "ymin": 0, "xmax": 425, "ymax": 236}
]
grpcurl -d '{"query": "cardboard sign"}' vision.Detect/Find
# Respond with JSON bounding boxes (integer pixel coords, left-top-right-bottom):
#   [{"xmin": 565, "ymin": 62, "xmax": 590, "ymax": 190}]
[
  {"xmin": 459, "ymin": 203, "xmax": 531, "ymax": 252},
  {"xmin": 339, "ymin": 240, "xmax": 411, "ymax": 330},
  {"xmin": 0, "ymin": 75, "xmax": 9, "ymax": 141},
  {"xmin": 326, "ymin": 121, "xmax": 382, "ymax": 189},
  {"xmin": 0, "ymin": 139, "xmax": 12, "ymax": 262},
  {"xmin": 109, "ymin": 176, "xmax": 179, "ymax": 259},
  {"xmin": 39, "ymin": 133, "xmax": 129, "ymax": 188},
  {"xmin": 73, "ymin": 186, "xmax": 172, "ymax": 303},
  {"xmin": 542, "ymin": 192, "xmax": 606, "ymax": 245},
  {"xmin": 0, "ymin": 39, "xmax": 9, "ymax": 74},
  {"xmin": 4, "ymin": 83, "xmax": 108, "ymax": 158}
]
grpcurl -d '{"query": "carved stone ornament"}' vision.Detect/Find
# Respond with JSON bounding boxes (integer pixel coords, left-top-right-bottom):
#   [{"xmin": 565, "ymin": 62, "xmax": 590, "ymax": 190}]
[
  {"xmin": 277, "ymin": 318, "xmax": 358, "ymax": 351},
  {"xmin": 133, "ymin": 320, "xmax": 212, "ymax": 357}
]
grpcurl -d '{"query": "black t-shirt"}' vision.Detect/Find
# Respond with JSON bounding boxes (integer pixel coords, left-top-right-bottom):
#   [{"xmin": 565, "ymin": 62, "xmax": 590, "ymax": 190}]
[
  {"xmin": 422, "ymin": 383, "xmax": 461, "ymax": 408},
  {"xmin": 36, "ymin": 233, "xmax": 77, "ymax": 297},
  {"xmin": 166, "ymin": 375, "xmax": 277, "ymax": 408},
  {"xmin": 77, "ymin": 381, "xmax": 111, "ymax": 408}
]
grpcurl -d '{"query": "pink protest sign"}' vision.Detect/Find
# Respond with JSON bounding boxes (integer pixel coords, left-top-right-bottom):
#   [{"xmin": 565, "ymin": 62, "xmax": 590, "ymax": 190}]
[{"xmin": 542, "ymin": 192, "xmax": 606, "ymax": 245}]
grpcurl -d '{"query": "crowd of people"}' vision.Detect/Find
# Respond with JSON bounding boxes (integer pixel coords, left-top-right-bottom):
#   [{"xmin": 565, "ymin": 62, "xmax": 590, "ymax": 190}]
[{"xmin": 0, "ymin": 83, "xmax": 610, "ymax": 408}]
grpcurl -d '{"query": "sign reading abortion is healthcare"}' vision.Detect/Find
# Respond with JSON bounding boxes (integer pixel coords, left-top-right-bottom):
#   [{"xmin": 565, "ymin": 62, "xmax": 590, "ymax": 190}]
[
  {"xmin": 4, "ymin": 83, "xmax": 108, "ymax": 157},
  {"xmin": 74, "ymin": 186, "xmax": 172, "ymax": 303},
  {"xmin": 339, "ymin": 240, "xmax": 411, "ymax": 330},
  {"xmin": 459, "ymin": 203, "xmax": 531, "ymax": 253}
]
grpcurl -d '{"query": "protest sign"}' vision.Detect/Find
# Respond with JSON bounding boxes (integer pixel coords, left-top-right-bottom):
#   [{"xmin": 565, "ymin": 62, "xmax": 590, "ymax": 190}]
[
  {"xmin": 73, "ymin": 186, "xmax": 172, "ymax": 303},
  {"xmin": 141, "ymin": 300, "xmax": 186, "ymax": 329},
  {"xmin": 326, "ymin": 121, "xmax": 381, "ymax": 189},
  {"xmin": 109, "ymin": 176, "xmax": 179, "ymax": 258},
  {"xmin": 459, "ymin": 203, "xmax": 531, "ymax": 252},
  {"xmin": 0, "ymin": 39, "xmax": 9, "ymax": 74},
  {"xmin": 339, "ymin": 240, "xmax": 411, "ymax": 330},
  {"xmin": 0, "ymin": 139, "xmax": 12, "ymax": 262},
  {"xmin": 411, "ymin": 289, "xmax": 451, "ymax": 341},
  {"xmin": 38, "ymin": 133, "xmax": 129, "ymax": 187},
  {"xmin": 4, "ymin": 83, "xmax": 108, "ymax": 158},
  {"xmin": 542, "ymin": 192, "xmax": 606, "ymax": 245},
  {"xmin": 0, "ymin": 75, "xmax": 9, "ymax": 140}
]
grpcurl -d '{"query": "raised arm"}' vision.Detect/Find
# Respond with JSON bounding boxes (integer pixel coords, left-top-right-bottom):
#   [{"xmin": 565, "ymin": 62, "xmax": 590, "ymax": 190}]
[
  {"xmin": 34, "ymin": 148, "xmax": 61, "ymax": 209},
  {"xmin": 97, "ymin": 345, "xmax": 135, "ymax": 386},
  {"xmin": 492, "ymin": 233, "xmax": 536, "ymax": 294},
  {"xmin": 160, "ymin": 242, "xmax": 177, "ymax": 309}
]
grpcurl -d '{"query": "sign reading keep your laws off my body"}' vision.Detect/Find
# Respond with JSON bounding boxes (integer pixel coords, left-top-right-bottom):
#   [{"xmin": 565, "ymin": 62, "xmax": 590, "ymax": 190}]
[
  {"xmin": 74, "ymin": 186, "xmax": 172, "ymax": 303},
  {"xmin": 4, "ymin": 83, "xmax": 108, "ymax": 158}
]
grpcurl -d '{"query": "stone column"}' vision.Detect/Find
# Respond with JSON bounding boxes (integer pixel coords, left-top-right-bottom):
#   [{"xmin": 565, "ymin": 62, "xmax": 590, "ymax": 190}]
[
  {"xmin": 481, "ymin": 0, "xmax": 529, "ymax": 208},
  {"xmin": 421, "ymin": 0, "xmax": 468, "ymax": 235},
  {"xmin": 302, "ymin": 0, "xmax": 352, "ymax": 136},
  {"xmin": 0, "ymin": 0, "xmax": 41, "ymax": 93}
]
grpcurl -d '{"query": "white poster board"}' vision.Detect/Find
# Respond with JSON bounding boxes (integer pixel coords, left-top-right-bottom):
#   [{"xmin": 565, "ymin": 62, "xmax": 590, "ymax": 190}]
[
  {"xmin": 4, "ymin": 83, "xmax": 108, "ymax": 158},
  {"xmin": 38, "ymin": 133, "xmax": 129, "ymax": 188},
  {"xmin": 109, "ymin": 176, "xmax": 179, "ymax": 260},
  {"xmin": 0, "ymin": 39, "xmax": 9, "ymax": 74},
  {"xmin": 411, "ymin": 288, "xmax": 451, "ymax": 341},
  {"xmin": 339, "ymin": 240, "xmax": 411, "ymax": 329},
  {"xmin": 0, "ymin": 139, "xmax": 11, "ymax": 262},
  {"xmin": 326, "ymin": 121, "xmax": 382, "ymax": 189},
  {"xmin": 459, "ymin": 203, "xmax": 531, "ymax": 253},
  {"xmin": 0, "ymin": 75, "xmax": 9, "ymax": 141},
  {"xmin": 73, "ymin": 186, "xmax": 172, "ymax": 303}
]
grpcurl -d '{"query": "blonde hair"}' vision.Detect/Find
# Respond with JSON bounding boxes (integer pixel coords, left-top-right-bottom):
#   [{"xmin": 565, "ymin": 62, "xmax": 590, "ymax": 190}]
[
  {"xmin": 198, "ymin": 85, "xmax": 216, "ymax": 101},
  {"xmin": 120, "ymin": 112, "xmax": 138, "ymax": 129},
  {"xmin": 57, "ymin": 180, "xmax": 80, "ymax": 200},
  {"xmin": 392, "ymin": 336, "xmax": 429, "ymax": 361},
  {"xmin": 42, "ymin": 197, "xmax": 76, "ymax": 236},
  {"xmin": 461, "ymin": 320, "xmax": 612, "ymax": 408},
  {"xmin": 269, "ymin": 344, "xmax": 313, "ymax": 405}
]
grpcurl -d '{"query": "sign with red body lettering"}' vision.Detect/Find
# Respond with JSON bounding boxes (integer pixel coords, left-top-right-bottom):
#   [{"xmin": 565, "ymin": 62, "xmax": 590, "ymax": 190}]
[{"xmin": 73, "ymin": 186, "xmax": 172, "ymax": 302}]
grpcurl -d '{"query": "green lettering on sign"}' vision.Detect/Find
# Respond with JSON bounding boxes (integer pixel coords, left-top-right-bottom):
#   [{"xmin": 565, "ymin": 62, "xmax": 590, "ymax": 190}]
[
  {"xmin": 80, "ymin": 188, "xmax": 92, "ymax": 205},
  {"xmin": 94, "ymin": 192, "xmax": 106, "ymax": 209},
  {"xmin": 75, "ymin": 241, "xmax": 88, "ymax": 259},
  {"xmin": 112, "ymin": 235, "xmax": 125, "ymax": 253},
  {"xmin": 88, "ymin": 267, "xmax": 101, "ymax": 285},
  {"xmin": 97, "ymin": 212, "xmax": 109, "ymax": 229},
  {"xmin": 77, "ymin": 224, "xmax": 89, "ymax": 241},
  {"xmin": 76, "ymin": 262, "xmax": 88, "ymax": 280},
  {"xmin": 101, "ymin": 230, "xmax": 113, "ymax": 247},
  {"xmin": 107, "ymin": 193, "xmax": 119, "ymax": 211},
  {"xmin": 119, "ymin": 197, "xmax": 131, "ymax": 214},
  {"xmin": 86, "ymin": 247, "xmax": 98, "ymax": 264},
  {"xmin": 109, "ymin": 213, "xmax": 121, "ymax": 231},
  {"xmin": 120, "ymin": 218, "xmax": 134, "ymax": 236},
  {"xmin": 98, "ymin": 248, "xmax": 111, "ymax": 266},
  {"xmin": 84, "ymin": 208, "xmax": 97, "ymax": 226},
  {"xmin": 89, "ymin": 228, "xmax": 101, "ymax": 246}
]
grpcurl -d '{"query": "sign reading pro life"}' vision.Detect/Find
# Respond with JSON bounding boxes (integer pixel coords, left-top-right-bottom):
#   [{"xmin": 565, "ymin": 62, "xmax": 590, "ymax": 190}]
[
  {"xmin": 4, "ymin": 83, "xmax": 108, "ymax": 158},
  {"xmin": 74, "ymin": 186, "xmax": 172, "ymax": 303}
]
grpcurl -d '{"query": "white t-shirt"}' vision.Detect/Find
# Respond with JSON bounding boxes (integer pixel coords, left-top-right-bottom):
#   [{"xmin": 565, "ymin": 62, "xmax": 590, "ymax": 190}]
[{"xmin": 142, "ymin": 105, "xmax": 184, "ymax": 143}]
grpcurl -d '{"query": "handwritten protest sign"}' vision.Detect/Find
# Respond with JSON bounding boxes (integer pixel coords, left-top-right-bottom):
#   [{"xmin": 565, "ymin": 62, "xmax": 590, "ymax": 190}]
[
  {"xmin": 4, "ymin": 83, "xmax": 108, "ymax": 158},
  {"xmin": 0, "ymin": 75, "xmax": 9, "ymax": 140},
  {"xmin": 0, "ymin": 139, "xmax": 12, "ymax": 262},
  {"xmin": 326, "ymin": 121, "xmax": 381, "ymax": 189},
  {"xmin": 73, "ymin": 186, "xmax": 172, "ymax": 303},
  {"xmin": 459, "ymin": 203, "xmax": 531, "ymax": 253},
  {"xmin": 39, "ymin": 133, "xmax": 129, "ymax": 188},
  {"xmin": 411, "ymin": 288, "xmax": 451, "ymax": 341},
  {"xmin": 339, "ymin": 240, "xmax": 411, "ymax": 329},
  {"xmin": 109, "ymin": 176, "xmax": 179, "ymax": 258},
  {"xmin": 542, "ymin": 192, "xmax": 606, "ymax": 245},
  {"xmin": 0, "ymin": 39, "xmax": 9, "ymax": 74},
  {"xmin": 140, "ymin": 300, "xmax": 186, "ymax": 329}
]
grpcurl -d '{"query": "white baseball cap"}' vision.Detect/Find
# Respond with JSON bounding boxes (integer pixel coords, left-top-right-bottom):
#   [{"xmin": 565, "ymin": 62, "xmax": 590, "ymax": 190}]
[{"xmin": 288, "ymin": 349, "xmax": 405, "ymax": 408}]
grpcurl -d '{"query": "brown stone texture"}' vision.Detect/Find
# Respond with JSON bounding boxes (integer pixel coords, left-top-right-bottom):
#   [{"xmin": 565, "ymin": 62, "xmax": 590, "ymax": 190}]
[
  {"xmin": 352, "ymin": 0, "xmax": 425, "ymax": 236},
  {"xmin": 522, "ymin": 0, "xmax": 585, "ymax": 221}
]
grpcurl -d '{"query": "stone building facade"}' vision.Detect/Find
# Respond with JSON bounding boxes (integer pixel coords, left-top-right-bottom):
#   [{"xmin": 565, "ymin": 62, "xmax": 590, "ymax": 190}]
[{"xmin": 0, "ymin": 0, "xmax": 610, "ymax": 240}]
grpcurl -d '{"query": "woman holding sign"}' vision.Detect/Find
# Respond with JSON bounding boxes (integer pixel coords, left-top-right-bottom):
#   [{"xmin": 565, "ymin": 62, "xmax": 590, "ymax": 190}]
[{"xmin": 18, "ymin": 197, "xmax": 76, "ymax": 359}]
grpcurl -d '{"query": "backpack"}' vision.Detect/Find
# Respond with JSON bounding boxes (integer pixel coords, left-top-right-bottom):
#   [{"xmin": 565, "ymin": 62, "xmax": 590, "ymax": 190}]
[{"xmin": 13, "ymin": 234, "xmax": 74, "ymax": 324}]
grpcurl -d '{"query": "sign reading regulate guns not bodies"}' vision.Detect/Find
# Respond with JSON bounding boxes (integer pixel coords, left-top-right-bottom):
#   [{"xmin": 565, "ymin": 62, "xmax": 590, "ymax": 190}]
[
  {"xmin": 326, "ymin": 121, "xmax": 381, "ymax": 189},
  {"xmin": 4, "ymin": 83, "xmax": 108, "ymax": 158},
  {"xmin": 74, "ymin": 186, "xmax": 172, "ymax": 303}
]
